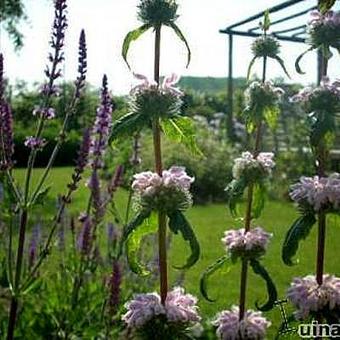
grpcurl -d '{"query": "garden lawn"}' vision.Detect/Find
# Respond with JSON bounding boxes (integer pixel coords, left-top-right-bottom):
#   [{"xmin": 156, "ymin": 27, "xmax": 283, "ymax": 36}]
[{"xmin": 14, "ymin": 167, "xmax": 340, "ymax": 339}]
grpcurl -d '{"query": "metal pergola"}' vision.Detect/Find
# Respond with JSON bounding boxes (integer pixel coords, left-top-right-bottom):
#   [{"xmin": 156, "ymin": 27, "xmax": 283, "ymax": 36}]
[{"xmin": 219, "ymin": 0, "xmax": 324, "ymax": 140}]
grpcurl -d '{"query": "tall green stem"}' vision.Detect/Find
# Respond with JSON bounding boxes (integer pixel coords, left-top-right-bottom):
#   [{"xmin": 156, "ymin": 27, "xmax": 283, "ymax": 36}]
[
  {"xmin": 316, "ymin": 53, "xmax": 328, "ymax": 287},
  {"xmin": 7, "ymin": 209, "xmax": 28, "ymax": 340},
  {"xmin": 315, "ymin": 56, "xmax": 328, "ymax": 339},
  {"xmin": 152, "ymin": 25, "xmax": 168, "ymax": 305},
  {"xmin": 239, "ymin": 55, "xmax": 267, "ymax": 322}
]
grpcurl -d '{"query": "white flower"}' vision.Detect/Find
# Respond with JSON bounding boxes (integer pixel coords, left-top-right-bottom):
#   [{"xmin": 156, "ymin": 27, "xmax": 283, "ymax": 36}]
[
  {"xmin": 122, "ymin": 287, "xmax": 201, "ymax": 329},
  {"xmin": 232, "ymin": 152, "xmax": 275, "ymax": 180},
  {"xmin": 212, "ymin": 306, "xmax": 271, "ymax": 340},
  {"xmin": 287, "ymin": 274, "xmax": 340, "ymax": 320},
  {"xmin": 290, "ymin": 173, "xmax": 340, "ymax": 212}
]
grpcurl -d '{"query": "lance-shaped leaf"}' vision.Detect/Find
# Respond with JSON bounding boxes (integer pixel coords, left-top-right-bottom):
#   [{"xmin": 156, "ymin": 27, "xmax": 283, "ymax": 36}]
[
  {"xmin": 110, "ymin": 112, "xmax": 146, "ymax": 143},
  {"xmin": 118, "ymin": 209, "xmax": 151, "ymax": 258},
  {"xmin": 250, "ymin": 259, "xmax": 278, "ymax": 312},
  {"xmin": 200, "ymin": 255, "xmax": 232, "ymax": 302},
  {"xmin": 167, "ymin": 22, "xmax": 191, "ymax": 68},
  {"xmin": 247, "ymin": 56, "xmax": 257, "ymax": 81},
  {"xmin": 282, "ymin": 213, "xmax": 316, "ymax": 266},
  {"xmin": 252, "ymin": 183, "xmax": 266, "ymax": 219},
  {"xmin": 295, "ymin": 47, "xmax": 314, "ymax": 74},
  {"xmin": 318, "ymin": 0, "xmax": 336, "ymax": 14},
  {"xmin": 126, "ymin": 213, "xmax": 157, "ymax": 276},
  {"xmin": 32, "ymin": 186, "xmax": 51, "ymax": 206},
  {"xmin": 225, "ymin": 178, "xmax": 247, "ymax": 217},
  {"xmin": 122, "ymin": 24, "xmax": 152, "ymax": 69},
  {"xmin": 264, "ymin": 105, "xmax": 280, "ymax": 131},
  {"xmin": 263, "ymin": 10, "xmax": 271, "ymax": 31},
  {"xmin": 161, "ymin": 117, "xmax": 203, "ymax": 156},
  {"xmin": 272, "ymin": 55, "xmax": 290, "ymax": 79},
  {"xmin": 168, "ymin": 210, "xmax": 200, "ymax": 269}
]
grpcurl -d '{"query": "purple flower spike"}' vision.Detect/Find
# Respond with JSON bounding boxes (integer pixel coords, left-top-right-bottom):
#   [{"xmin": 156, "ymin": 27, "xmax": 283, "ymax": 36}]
[
  {"xmin": 108, "ymin": 165, "xmax": 124, "ymax": 196},
  {"xmin": 28, "ymin": 223, "xmax": 41, "ymax": 269},
  {"xmin": 0, "ymin": 103, "xmax": 14, "ymax": 169},
  {"xmin": 75, "ymin": 128, "xmax": 91, "ymax": 174},
  {"xmin": 108, "ymin": 260, "xmax": 122, "ymax": 314},
  {"xmin": 24, "ymin": 137, "xmax": 46, "ymax": 150},
  {"xmin": 75, "ymin": 29, "xmax": 87, "ymax": 98},
  {"xmin": 88, "ymin": 170, "xmax": 104, "ymax": 221},
  {"xmin": 0, "ymin": 54, "xmax": 4, "ymax": 100},
  {"xmin": 77, "ymin": 215, "xmax": 92, "ymax": 255},
  {"xmin": 44, "ymin": 0, "xmax": 68, "ymax": 95},
  {"xmin": 89, "ymin": 75, "xmax": 113, "ymax": 169}
]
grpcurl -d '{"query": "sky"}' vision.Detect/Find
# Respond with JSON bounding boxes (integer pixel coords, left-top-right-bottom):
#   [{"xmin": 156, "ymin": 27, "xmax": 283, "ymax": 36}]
[{"xmin": 0, "ymin": 0, "xmax": 339, "ymax": 94}]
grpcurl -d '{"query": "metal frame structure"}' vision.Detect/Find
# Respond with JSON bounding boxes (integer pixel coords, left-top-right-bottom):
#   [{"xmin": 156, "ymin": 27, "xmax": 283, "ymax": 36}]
[{"xmin": 219, "ymin": 0, "xmax": 320, "ymax": 139}]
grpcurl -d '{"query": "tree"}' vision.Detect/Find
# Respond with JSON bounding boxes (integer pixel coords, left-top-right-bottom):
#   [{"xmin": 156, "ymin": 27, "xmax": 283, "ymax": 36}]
[{"xmin": 0, "ymin": 0, "xmax": 26, "ymax": 50}]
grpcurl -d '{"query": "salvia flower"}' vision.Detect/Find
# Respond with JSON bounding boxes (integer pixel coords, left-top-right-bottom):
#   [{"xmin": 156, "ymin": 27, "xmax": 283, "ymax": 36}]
[
  {"xmin": 287, "ymin": 274, "xmax": 340, "ymax": 320},
  {"xmin": 0, "ymin": 103, "xmax": 14, "ymax": 169},
  {"xmin": 44, "ymin": 0, "xmax": 68, "ymax": 85},
  {"xmin": 32, "ymin": 107, "xmax": 56, "ymax": 120},
  {"xmin": 77, "ymin": 215, "xmax": 92, "ymax": 256},
  {"xmin": 87, "ymin": 170, "xmax": 104, "ymax": 222},
  {"xmin": 24, "ymin": 137, "xmax": 46, "ymax": 150},
  {"xmin": 108, "ymin": 165, "xmax": 124, "ymax": 196},
  {"xmin": 39, "ymin": 83, "xmax": 60, "ymax": 97},
  {"xmin": 232, "ymin": 151, "xmax": 275, "ymax": 182},
  {"xmin": 222, "ymin": 227, "xmax": 272, "ymax": 260},
  {"xmin": 122, "ymin": 287, "xmax": 201, "ymax": 328},
  {"xmin": 108, "ymin": 260, "xmax": 122, "ymax": 314},
  {"xmin": 89, "ymin": 75, "xmax": 113, "ymax": 169},
  {"xmin": 28, "ymin": 223, "xmax": 41, "ymax": 269},
  {"xmin": 291, "ymin": 77, "xmax": 340, "ymax": 114},
  {"xmin": 75, "ymin": 29, "xmax": 87, "ymax": 98},
  {"xmin": 132, "ymin": 166, "xmax": 194, "ymax": 212},
  {"xmin": 130, "ymin": 73, "xmax": 183, "ymax": 120},
  {"xmin": 290, "ymin": 173, "xmax": 340, "ymax": 213},
  {"xmin": 212, "ymin": 306, "xmax": 271, "ymax": 340}
]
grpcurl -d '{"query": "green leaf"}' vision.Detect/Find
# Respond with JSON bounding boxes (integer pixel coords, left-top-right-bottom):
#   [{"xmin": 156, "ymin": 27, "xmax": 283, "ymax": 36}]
[
  {"xmin": 225, "ymin": 178, "xmax": 247, "ymax": 217},
  {"xmin": 33, "ymin": 186, "xmax": 51, "ymax": 206},
  {"xmin": 272, "ymin": 55, "xmax": 290, "ymax": 79},
  {"xmin": 318, "ymin": 0, "xmax": 336, "ymax": 14},
  {"xmin": 122, "ymin": 24, "xmax": 152, "ymax": 69},
  {"xmin": 168, "ymin": 210, "xmax": 200, "ymax": 269},
  {"xmin": 110, "ymin": 112, "xmax": 146, "ymax": 143},
  {"xmin": 247, "ymin": 56, "xmax": 257, "ymax": 81},
  {"xmin": 118, "ymin": 209, "xmax": 151, "ymax": 258},
  {"xmin": 126, "ymin": 213, "xmax": 157, "ymax": 276},
  {"xmin": 168, "ymin": 22, "xmax": 191, "ymax": 68},
  {"xmin": 250, "ymin": 259, "xmax": 278, "ymax": 311},
  {"xmin": 264, "ymin": 105, "xmax": 280, "ymax": 131},
  {"xmin": 161, "ymin": 117, "xmax": 203, "ymax": 156},
  {"xmin": 252, "ymin": 183, "xmax": 266, "ymax": 219},
  {"xmin": 295, "ymin": 47, "xmax": 313, "ymax": 74},
  {"xmin": 200, "ymin": 255, "xmax": 231, "ymax": 302},
  {"xmin": 263, "ymin": 10, "xmax": 271, "ymax": 31},
  {"xmin": 282, "ymin": 213, "xmax": 316, "ymax": 266}
]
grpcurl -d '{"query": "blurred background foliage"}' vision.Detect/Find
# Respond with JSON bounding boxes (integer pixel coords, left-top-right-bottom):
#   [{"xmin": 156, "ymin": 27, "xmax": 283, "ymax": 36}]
[{"xmin": 5, "ymin": 76, "xmax": 318, "ymax": 203}]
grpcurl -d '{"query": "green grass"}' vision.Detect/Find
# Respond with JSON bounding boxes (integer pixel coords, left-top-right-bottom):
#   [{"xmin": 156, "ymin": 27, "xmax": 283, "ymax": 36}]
[{"xmin": 13, "ymin": 167, "xmax": 340, "ymax": 339}]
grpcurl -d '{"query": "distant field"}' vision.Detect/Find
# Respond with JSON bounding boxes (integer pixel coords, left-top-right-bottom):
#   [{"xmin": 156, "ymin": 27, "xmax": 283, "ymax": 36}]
[{"xmin": 13, "ymin": 167, "xmax": 340, "ymax": 339}]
